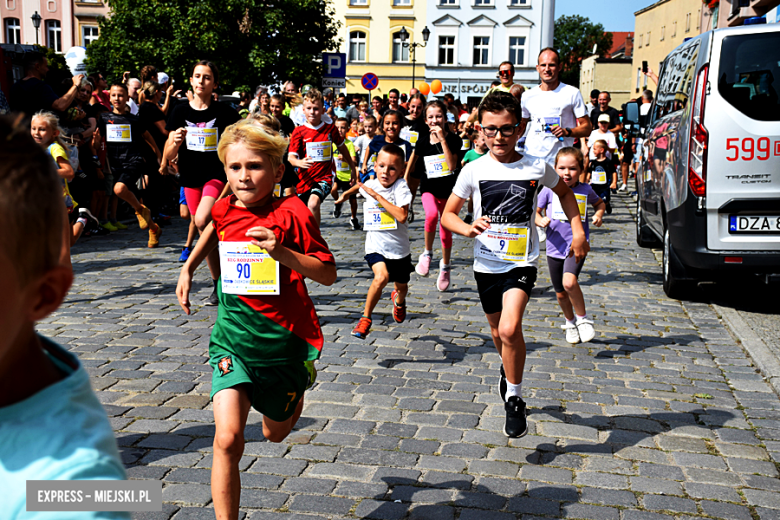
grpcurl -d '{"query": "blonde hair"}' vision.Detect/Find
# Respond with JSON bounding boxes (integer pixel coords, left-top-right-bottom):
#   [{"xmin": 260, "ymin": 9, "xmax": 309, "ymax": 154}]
[
  {"xmin": 142, "ymin": 81, "xmax": 160, "ymax": 99},
  {"xmin": 247, "ymin": 112, "xmax": 281, "ymax": 133},
  {"xmin": 554, "ymin": 146, "xmax": 584, "ymax": 171},
  {"xmin": 0, "ymin": 115, "xmax": 63, "ymax": 285},
  {"xmin": 217, "ymin": 119, "xmax": 289, "ymax": 173},
  {"xmin": 31, "ymin": 111, "xmax": 67, "ymax": 149},
  {"xmin": 592, "ymin": 139, "xmax": 608, "ymax": 151},
  {"xmin": 303, "ymin": 87, "xmax": 323, "ymax": 105}
]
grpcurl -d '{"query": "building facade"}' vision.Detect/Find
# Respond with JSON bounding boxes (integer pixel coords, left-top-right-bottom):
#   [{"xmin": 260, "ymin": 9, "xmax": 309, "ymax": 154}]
[
  {"xmin": 700, "ymin": 0, "xmax": 780, "ymax": 31},
  {"xmin": 1, "ymin": 0, "xmax": 73, "ymax": 51},
  {"xmin": 579, "ymin": 56, "xmax": 633, "ymax": 106},
  {"xmin": 72, "ymin": 0, "xmax": 107, "ymax": 49},
  {"xmin": 423, "ymin": 0, "xmax": 554, "ymax": 105},
  {"xmin": 330, "ymin": 0, "xmax": 428, "ymax": 97},
  {"xmin": 632, "ymin": 0, "xmax": 702, "ymax": 97}
]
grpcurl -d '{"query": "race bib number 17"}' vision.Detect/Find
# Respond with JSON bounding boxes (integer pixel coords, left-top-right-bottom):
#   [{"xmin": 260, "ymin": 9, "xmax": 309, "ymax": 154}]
[{"xmin": 186, "ymin": 128, "xmax": 218, "ymax": 152}]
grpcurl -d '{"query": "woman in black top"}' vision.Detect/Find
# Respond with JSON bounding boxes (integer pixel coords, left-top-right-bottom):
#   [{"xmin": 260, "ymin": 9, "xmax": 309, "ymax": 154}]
[{"xmin": 400, "ymin": 93, "xmax": 426, "ymax": 222}]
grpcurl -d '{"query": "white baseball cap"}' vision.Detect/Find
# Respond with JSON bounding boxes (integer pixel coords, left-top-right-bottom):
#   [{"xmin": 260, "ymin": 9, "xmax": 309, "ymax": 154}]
[{"xmin": 157, "ymin": 72, "xmax": 169, "ymax": 85}]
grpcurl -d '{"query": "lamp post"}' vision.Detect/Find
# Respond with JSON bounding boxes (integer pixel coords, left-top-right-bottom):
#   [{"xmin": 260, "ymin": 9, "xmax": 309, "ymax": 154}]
[
  {"xmin": 31, "ymin": 11, "xmax": 42, "ymax": 45},
  {"xmin": 399, "ymin": 26, "xmax": 430, "ymax": 90}
]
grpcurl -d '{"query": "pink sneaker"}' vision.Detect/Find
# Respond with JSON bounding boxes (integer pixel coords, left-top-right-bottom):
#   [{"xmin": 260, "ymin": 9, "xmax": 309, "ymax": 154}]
[
  {"xmin": 437, "ymin": 260, "xmax": 451, "ymax": 292},
  {"xmin": 415, "ymin": 252, "xmax": 432, "ymax": 277}
]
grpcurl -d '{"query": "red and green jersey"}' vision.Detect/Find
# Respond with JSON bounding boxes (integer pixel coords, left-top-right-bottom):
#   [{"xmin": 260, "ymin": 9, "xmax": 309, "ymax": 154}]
[{"xmin": 210, "ymin": 195, "xmax": 335, "ymax": 366}]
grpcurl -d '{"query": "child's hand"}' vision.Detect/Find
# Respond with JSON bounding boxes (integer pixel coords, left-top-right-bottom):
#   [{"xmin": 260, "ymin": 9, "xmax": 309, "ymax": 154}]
[
  {"xmin": 430, "ymin": 126, "xmax": 444, "ymax": 144},
  {"xmin": 173, "ymin": 127, "xmax": 187, "ymax": 145},
  {"xmin": 592, "ymin": 214, "xmax": 603, "ymax": 227},
  {"xmin": 467, "ymin": 216, "xmax": 491, "ymax": 238},
  {"xmin": 537, "ymin": 216, "xmax": 551, "ymax": 228},
  {"xmin": 299, "ymin": 157, "xmax": 315, "ymax": 169},
  {"xmin": 176, "ymin": 269, "xmax": 193, "ymax": 315},
  {"xmin": 610, "ymin": 179, "xmax": 617, "ymax": 190},
  {"xmin": 358, "ymin": 181, "xmax": 378, "ymax": 201},
  {"xmin": 569, "ymin": 235, "xmax": 590, "ymax": 263},
  {"xmin": 246, "ymin": 226, "xmax": 280, "ymax": 258}
]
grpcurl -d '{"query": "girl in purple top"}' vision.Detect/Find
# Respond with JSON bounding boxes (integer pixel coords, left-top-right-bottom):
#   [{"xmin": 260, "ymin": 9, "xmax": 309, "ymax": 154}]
[{"xmin": 536, "ymin": 147, "xmax": 606, "ymax": 345}]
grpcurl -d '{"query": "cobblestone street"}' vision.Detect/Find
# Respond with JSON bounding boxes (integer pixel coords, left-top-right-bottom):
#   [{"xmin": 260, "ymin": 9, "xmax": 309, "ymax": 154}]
[{"xmin": 48, "ymin": 192, "xmax": 780, "ymax": 520}]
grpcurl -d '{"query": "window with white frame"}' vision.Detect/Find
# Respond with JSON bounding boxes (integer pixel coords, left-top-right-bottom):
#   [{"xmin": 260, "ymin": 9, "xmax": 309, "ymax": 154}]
[
  {"xmin": 439, "ymin": 35, "xmax": 455, "ymax": 65},
  {"xmin": 473, "ymin": 36, "xmax": 490, "ymax": 65},
  {"xmin": 638, "ymin": 33, "xmax": 643, "ymax": 48},
  {"xmin": 393, "ymin": 0, "xmax": 411, "ymax": 5},
  {"xmin": 508, "ymin": 36, "xmax": 526, "ymax": 66},
  {"xmin": 646, "ymin": 31, "xmax": 650, "ymax": 46},
  {"xmin": 685, "ymin": 13, "xmax": 691, "ymax": 32},
  {"xmin": 392, "ymin": 31, "xmax": 409, "ymax": 62},
  {"xmin": 439, "ymin": 0, "xmax": 457, "ymax": 4},
  {"xmin": 349, "ymin": 0, "xmax": 368, "ymax": 5},
  {"xmin": 82, "ymin": 25, "xmax": 99, "ymax": 46},
  {"xmin": 4, "ymin": 18, "xmax": 20, "ymax": 44},
  {"xmin": 349, "ymin": 30, "xmax": 367, "ymax": 62},
  {"xmin": 509, "ymin": 0, "xmax": 528, "ymax": 5},
  {"xmin": 636, "ymin": 68, "xmax": 641, "ymax": 91},
  {"xmin": 46, "ymin": 20, "xmax": 61, "ymax": 52},
  {"xmin": 475, "ymin": 0, "xmax": 494, "ymax": 5}
]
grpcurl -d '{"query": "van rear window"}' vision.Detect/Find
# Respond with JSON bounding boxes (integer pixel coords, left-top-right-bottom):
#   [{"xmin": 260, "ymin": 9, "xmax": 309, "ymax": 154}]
[{"xmin": 718, "ymin": 32, "xmax": 780, "ymax": 121}]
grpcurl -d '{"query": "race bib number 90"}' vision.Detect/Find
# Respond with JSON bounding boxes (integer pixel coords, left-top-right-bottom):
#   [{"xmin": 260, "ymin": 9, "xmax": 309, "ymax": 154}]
[
  {"xmin": 306, "ymin": 141, "xmax": 332, "ymax": 162},
  {"xmin": 219, "ymin": 241, "xmax": 280, "ymax": 295},
  {"xmin": 363, "ymin": 200, "xmax": 397, "ymax": 231},
  {"xmin": 106, "ymin": 124, "xmax": 131, "ymax": 143},
  {"xmin": 186, "ymin": 128, "xmax": 218, "ymax": 152},
  {"xmin": 476, "ymin": 227, "xmax": 529, "ymax": 263}
]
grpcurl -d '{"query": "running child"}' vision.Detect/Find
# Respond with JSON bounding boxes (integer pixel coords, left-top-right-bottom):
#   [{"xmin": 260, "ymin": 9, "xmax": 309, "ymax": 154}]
[
  {"xmin": 176, "ymin": 119, "xmax": 336, "ymax": 520},
  {"xmin": 330, "ymin": 117, "xmax": 359, "ymax": 226},
  {"xmin": 460, "ymin": 130, "xmax": 487, "ymax": 224},
  {"xmin": 586, "ymin": 139, "xmax": 616, "ymax": 214},
  {"xmin": 335, "ymin": 144, "xmax": 413, "ymax": 340},
  {"xmin": 536, "ymin": 147, "xmax": 605, "ymax": 344},
  {"xmin": 97, "ymin": 83, "xmax": 163, "ymax": 247},
  {"xmin": 361, "ymin": 110, "xmax": 412, "ymax": 184},
  {"xmin": 353, "ymin": 115, "xmax": 377, "ymax": 181},
  {"xmin": 441, "ymin": 91, "xmax": 588, "ymax": 438}
]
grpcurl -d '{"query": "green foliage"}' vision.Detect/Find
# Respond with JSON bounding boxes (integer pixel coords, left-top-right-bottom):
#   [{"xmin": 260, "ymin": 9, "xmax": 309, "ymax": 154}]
[
  {"xmin": 34, "ymin": 44, "xmax": 72, "ymax": 96},
  {"xmin": 553, "ymin": 15, "xmax": 613, "ymax": 87},
  {"xmin": 85, "ymin": 0, "xmax": 341, "ymax": 93}
]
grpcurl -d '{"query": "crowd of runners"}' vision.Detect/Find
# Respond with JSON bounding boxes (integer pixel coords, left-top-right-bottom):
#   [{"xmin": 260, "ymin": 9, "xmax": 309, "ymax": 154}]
[{"xmin": 1, "ymin": 46, "xmax": 651, "ymax": 520}]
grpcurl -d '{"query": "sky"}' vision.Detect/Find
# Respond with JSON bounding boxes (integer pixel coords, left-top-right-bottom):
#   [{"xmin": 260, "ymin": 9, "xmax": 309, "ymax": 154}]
[{"xmin": 554, "ymin": 0, "xmax": 653, "ymax": 32}]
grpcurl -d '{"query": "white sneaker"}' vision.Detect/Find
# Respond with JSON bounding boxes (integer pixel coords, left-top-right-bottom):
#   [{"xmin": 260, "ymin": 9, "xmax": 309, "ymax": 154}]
[
  {"xmin": 562, "ymin": 322, "xmax": 580, "ymax": 344},
  {"xmin": 575, "ymin": 317, "xmax": 596, "ymax": 343},
  {"xmin": 618, "ymin": 183, "xmax": 628, "ymax": 192},
  {"xmin": 537, "ymin": 227, "xmax": 546, "ymax": 243}
]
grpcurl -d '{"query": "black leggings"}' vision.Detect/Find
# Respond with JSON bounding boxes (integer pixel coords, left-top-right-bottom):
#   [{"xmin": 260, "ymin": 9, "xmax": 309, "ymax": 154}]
[{"xmin": 547, "ymin": 255, "xmax": 585, "ymax": 293}]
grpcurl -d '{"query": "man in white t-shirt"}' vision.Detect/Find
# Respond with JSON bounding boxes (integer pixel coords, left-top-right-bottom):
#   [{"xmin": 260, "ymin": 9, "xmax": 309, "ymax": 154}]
[{"xmin": 520, "ymin": 48, "xmax": 592, "ymax": 164}]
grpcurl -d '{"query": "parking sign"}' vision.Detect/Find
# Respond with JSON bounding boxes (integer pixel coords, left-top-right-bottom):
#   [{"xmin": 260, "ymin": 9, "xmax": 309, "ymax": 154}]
[{"xmin": 322, "ymin": 53, "xmax": 346, "ymax": 78}]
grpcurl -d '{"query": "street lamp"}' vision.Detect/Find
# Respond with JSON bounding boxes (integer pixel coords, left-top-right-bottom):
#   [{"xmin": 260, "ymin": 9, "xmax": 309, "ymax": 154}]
[
  {"xmin": 399, "ymin": 26, "xmax": 430, "ymax": 90},
  {"xmin": 31, "ymin": 11, "xmax": 42, "ymax": 45}
]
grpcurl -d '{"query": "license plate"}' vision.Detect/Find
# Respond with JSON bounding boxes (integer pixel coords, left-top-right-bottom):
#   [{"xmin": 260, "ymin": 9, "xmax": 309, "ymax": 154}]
[{"xmin": 729, "ymin": 215, "xmax": 780, "ymax": 234}]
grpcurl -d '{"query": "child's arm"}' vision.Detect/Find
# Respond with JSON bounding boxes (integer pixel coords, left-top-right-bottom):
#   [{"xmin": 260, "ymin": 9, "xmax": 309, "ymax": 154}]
[
  {"xmin": 337, "ymin": 142, "xmax": 357, "ymax": 182},
  {"xmin": 360, "ymin": 182, "xmax": 408, "ymax": 223},
  {"xmin": 551, "ymin": 182, "xmax": 589, "ymax": 262},
  {"xmin": 592, "ymin": 199, "xmax": 606, "ymax": 227},
  {"xmin": 176, "ymin": 224, "xmax": 219, "ymax": 314},
  {"xmin": 244, "ymin": 227, "xmax": 337, "ymax": 286},
  {"xmin": 162, "ymin": 129, "xmax": 185, "ymax": 170},
  {"xmin": 143, "ymin": 130, "xmax": 162, "ymax": 164},
  {"xmin": 585, "ymin": 165, "xmax": 592, "ymax": 184},
  {"xmin": 535, "ymin": 206, "xmax": 551, "ymax": 228},
  {"xmin": 442, "ymin": 194, "xmax": 490, "ymax": 238},
  {"xmin": 403, "ymin": 150, "xmax": 418, "ymax": 183},
  {"xmin": 55, "ymin": 156, "xmax": 74, "ymax": 182},
  {"xmin": 335, "ymin": 183, "xmax": 361, "ymax": 204}
]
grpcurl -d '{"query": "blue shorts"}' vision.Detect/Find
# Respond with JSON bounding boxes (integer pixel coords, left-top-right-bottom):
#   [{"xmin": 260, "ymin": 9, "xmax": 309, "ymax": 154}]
[{"xmin": 179, "ymin": 187, "xmax": 187, "ymax": 205}]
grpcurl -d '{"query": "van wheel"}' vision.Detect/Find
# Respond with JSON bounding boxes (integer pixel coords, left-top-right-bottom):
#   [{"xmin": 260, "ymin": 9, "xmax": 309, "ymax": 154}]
[
  {"xmin": 636, "ymin": 198, "xmax": 661, "ymax": 248},
  {"xmin": 662, "ymin": 227, "xmax": 697, "ymax": 300}
]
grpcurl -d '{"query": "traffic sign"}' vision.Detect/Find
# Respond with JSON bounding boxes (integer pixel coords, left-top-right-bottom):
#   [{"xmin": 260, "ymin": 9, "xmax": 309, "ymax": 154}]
[
  {"xmin": 361, "ymin": 73, "xmax": 379, "ymax": 91},
  {"xmin": 322, "ymin": 77, "xmax": 346, "ymax": 89},
  {"xmin": 322, "ymin": 53, "xmax": 346, "ymax": 78}
]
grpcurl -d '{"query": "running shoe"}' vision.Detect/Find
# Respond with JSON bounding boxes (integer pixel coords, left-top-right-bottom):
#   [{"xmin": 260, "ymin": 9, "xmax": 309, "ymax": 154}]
[
  {"xmin": 352, "ymin": 317, "xmax": 372, "ymax": 339},
  {"xmin": 135, "ymin": 204, "xmax": 152, "ymax": 230},
  {"xmin": 85, "ymin": 221, "xmax": 110, "ymax": 236},
  {"xmin": 606, "ymin": 202, "xmax": 613, "ymax": 215},
  {"xmin": 148, "ymin": 223, "xmax": 162, "ymax": 248},
  {"xmin": 562, "ymin": 322, "xmax": 580, "ymax": 344},
  {"xmin": 204, "ymin": 289, "xmax": 219, "ymax": 306},
  {"xmin": 333, "ymin": 203, "xmax": 343, "ymax": 219},
  {"xmin": 101, "ymin": 221, "xmax": 118, "ymax": 232},
  {"xmin": 464, "ymin": 213, "xmax": 473, "ymax": 225},
  {"xmin": 618, "ymin": 183, "xmax": 628, "ymax": 192},
  {"xmin": 436, "ymin": 259, "xmax": 451, "ymax": 292},
  {"xmin": 415, "ymin": 252, "xmax": 432, "ymax": 277},
  {"xmin": 305, "ymin": 360, "xmax": 317, "ymax": 390},
  {"xmin": 408, "ymin": 207, "xmax": 415, "ymax": 223},
  {"xmin": 504, "ymin": 396, "xmax": 528, "ymax": 438},
  {"xmin": 350, "ymin": 217, "xmax": 361, "ymax": 231},
  {"xmin": 391, "ymin": 290, "xmax": 406, "ymax": 323},
  {"xmin": 498, "ymin": 365, "xmax": 508, "ymax": 403},
  {"xmin": 575, "ymin": 317, "xmax": 596, "ymax": 343},
  {"xmin": 179, "ymin": 246, "xmax": 193, "ymax": 263},
  {"xmin": 79, "ymin": 208, "xmax": 101, "ymax": 230},
  {"xmin": 112, "ymin": 220, "xmax": 128, "ymax": 230}
]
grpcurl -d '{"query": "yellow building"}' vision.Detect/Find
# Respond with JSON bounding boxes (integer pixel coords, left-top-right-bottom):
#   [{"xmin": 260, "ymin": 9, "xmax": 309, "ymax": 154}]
[
  {"xmin": 330, "ymin": 0, "xmax": 427, "ymax": 97},
  {"xmin": 580, "ymin": 56, "xmax": 634, "ymax": 106},
  {"xmin": 632, "ymin": 0, "xmax": 702, "ymax": 97}
]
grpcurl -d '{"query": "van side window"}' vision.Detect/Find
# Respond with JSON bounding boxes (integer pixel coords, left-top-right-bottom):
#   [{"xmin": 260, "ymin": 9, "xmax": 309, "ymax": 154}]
[
  {"xmin": 653, "ymin": 39, "xmax": 701, "ymax": 120},
  {"xmin": 718, "ymin": 32, "xmax": 780, "ymax": 122}
]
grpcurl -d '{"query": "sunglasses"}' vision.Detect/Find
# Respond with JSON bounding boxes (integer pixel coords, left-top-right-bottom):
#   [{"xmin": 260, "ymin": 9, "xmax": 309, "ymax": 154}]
[{"xmin": 498, "ymin": 70, "xmax": 512, "ymax": 77}]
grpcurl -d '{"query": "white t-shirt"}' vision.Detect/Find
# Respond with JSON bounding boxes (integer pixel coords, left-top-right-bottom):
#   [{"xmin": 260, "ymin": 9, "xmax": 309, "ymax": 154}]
[
  {"xmin": 354, "ymin": 134, "xmax": 372, "ymax": 165},
  {"xmin": 453, "ymin": 153, "xmax": 559, "ymax": 273},
  {"xmin": 360, "ymin": 178, "xmax": 413, "ymax": 258},
  {"xmin": 586, "ymin": 129, "xmax": 618, "ymax": 160},
  {"xmin": 521, "ymin": 83, "xmax": 588, "ymax": 163},
  {"xmin": 128, "ymin": 98, "xmax": 139, "ymax": 115}
]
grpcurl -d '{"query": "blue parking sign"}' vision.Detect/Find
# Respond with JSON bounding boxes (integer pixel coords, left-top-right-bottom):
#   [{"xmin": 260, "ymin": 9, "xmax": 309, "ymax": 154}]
[{"xmin": 322, "ymin": 53, "xmax": 346, "ymax": 78}]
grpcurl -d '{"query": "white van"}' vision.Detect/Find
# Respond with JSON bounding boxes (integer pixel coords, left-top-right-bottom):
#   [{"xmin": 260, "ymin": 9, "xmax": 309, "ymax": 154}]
[{"xmin": 626, "ymin": 22, "xmax": 780, "ymax": 299}]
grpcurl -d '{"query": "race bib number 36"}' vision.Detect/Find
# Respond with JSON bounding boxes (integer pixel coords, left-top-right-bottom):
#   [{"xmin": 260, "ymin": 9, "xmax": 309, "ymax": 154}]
[
  {"xmin": 186, "ymin": 128, "xmax": 218, "ymax": 152},
  {"xmin": 106, "ymin": 124, "xmax": 131, "ymax": 143},
  {"xmin": 306, "ymin": 141, "xmax": 332, "ymax": 162},
  {"xmin": 219, "ymin": 242, "xmax": 280, "ymax": 295},
  {"xmin": 423, "ymin": 154, "xmax": 453, "ymax": 178},
  {"xmin": 476, "ymin": 227, "xmax": 529, "ymax": 263},
  {"xmin": 363, "ymin": 200, "xmax": 397, "ymax": 231}
]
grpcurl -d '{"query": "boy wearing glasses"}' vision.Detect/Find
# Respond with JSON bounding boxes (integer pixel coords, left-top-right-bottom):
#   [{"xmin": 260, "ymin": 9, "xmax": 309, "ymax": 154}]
[{"xmin": 442, "ymin": 91, "xmax": 588, "ymax": 438}]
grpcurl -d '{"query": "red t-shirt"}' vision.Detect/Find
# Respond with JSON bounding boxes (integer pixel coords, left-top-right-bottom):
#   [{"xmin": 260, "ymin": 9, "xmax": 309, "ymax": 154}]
[
  {"xmin": 288, "ymin": 121, "xmax": 343, "ymax": 193},
  {"xmin": 210, "ymin": 195, "xmax": 335, "ymax": 363}
]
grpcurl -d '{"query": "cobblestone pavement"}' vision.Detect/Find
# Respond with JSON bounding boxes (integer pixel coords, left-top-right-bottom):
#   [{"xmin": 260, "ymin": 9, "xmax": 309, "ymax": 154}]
[{"xmin": 48, "ymin": 192, "xmax": 780, "ymax": 520}]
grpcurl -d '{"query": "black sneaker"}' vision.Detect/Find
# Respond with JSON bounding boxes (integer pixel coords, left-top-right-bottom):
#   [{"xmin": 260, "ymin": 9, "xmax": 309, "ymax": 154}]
[
  {"xmin": 79, "ymin": 207, "xmax": 101, "ymax": 229},
  {"xmin": 408, "ymin": 207, "xmax": 415, "ymax": 223},
  {"xmin": 204, "ymin": 289, "xmax": 219, "ymax": 306},
  {"xmin": 504, "ymin": 396, "xmax": 528, "ymax": 438},
  {"xmin": 606, "ymin": 202, "xmax": 613, "ymax": 215},
  {"xmin": 499, "ymin": 365, "xmax": 508, "ymax": 403},
  {"xmin": 350, "ymin": 217, "xmax": 361, "ymax": 230},
  {"xmin": 333, "ymin": 203, "xmax": 343, "ymax": 219}
]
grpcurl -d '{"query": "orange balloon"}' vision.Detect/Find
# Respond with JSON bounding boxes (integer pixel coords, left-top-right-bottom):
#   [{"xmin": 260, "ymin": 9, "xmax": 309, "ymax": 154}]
[
  {"xmin": 431, "ymin": 79, "xmax": 442, "ymax": 95},
  {"xmin": 418, "ymin": 82, "xmax": 430, "ymax": 96}
]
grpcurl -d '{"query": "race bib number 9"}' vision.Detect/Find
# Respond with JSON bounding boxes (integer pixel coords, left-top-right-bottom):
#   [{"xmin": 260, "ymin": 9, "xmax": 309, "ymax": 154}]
[
  {"xmin": 423, "ymin": 154, "xmax": 453, "ymax": 178},
  {"xmin": 106, "ymin": 124, "xmax": 131, "ymax": 143},
  {"xmin": 476, "ymin": 227, "xmax": 529, "ymax": 263},
  {"xmin": 306, "ymin": 141, "xmax": 332, "ymax": 162},
  {"xmin": 363, "ymin": 200, "xmax": 397, "ymax": 231},
  {"xmin": 219, "ymin": 241, "xmax": 280, "ymax": 295},
  {"xmin": 551, "ymin": 194, "xmax": 588, "ymax": 222},
  {"xmin": 186, "ymin": 128, "xmax": 218, "ymax": 152}
]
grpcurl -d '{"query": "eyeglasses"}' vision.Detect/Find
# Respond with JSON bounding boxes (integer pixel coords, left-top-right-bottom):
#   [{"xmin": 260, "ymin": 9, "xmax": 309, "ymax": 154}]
[
  {"xmin": 498, "ymin": 70, "xmax": 512, "ymax": 77},
  {"xmin": 480, "ymin": 123, "xmax": 519, "ymax": 138}
]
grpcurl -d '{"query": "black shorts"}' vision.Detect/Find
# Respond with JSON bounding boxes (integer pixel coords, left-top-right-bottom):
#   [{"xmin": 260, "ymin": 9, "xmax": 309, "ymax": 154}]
[
  {"xmin": 475, "ymin": 266, "xmax": 537, "ymax": 315},
  {"xmin": 113, "ymin": 163, "xmax": 145, "ymax": 188},
  {"xmin": 299, "ymin": 180, "xmax": 332, "ymax": 205},
  {"xmin": 365, "ymin": 253, "xmax": 414, "ymax": 285},
  {"xmin": 547, "ymin": 255, "xmax": 585, "ymax": 293},
  {"xmin": 621, "ymin": 151, "xmax": 634, "ymax": 164},
  {"xmin": 653, "ymin": 148, "xmax": 667, "ymax": 162},
  {"xmin": 281, "ymin": 162, "xmax": 298, "ymax": 191},
  {"xmin": 334, "ymin": 179, "xmax": 353, "ymax": 193}
]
